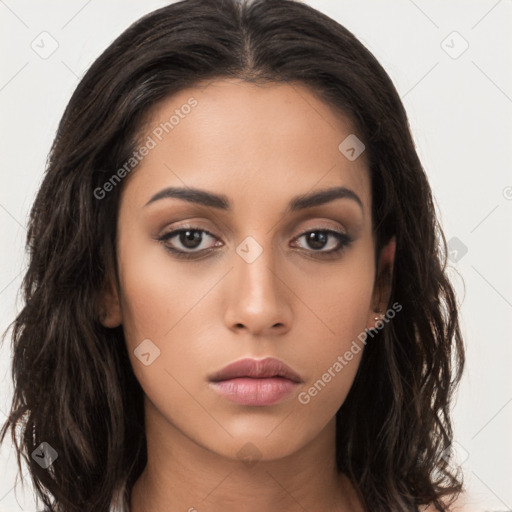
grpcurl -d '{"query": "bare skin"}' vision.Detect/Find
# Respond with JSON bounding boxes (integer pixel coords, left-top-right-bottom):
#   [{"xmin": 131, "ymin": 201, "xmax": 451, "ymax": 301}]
[{"xmin": 101, "ymin": 79, "xmax": 396, "ymax": 511}]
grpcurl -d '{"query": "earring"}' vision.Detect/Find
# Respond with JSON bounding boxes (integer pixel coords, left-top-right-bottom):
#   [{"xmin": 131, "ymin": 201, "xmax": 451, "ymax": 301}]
[{"xmin": 373, "ymin": 312, "xmax": 384, "ymax": 328}]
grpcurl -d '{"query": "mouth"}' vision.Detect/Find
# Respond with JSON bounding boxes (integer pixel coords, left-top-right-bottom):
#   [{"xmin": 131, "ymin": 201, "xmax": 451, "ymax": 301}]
[{"xmin": 208, "ymin": 357, "xmax": 303, "ymax": 406}]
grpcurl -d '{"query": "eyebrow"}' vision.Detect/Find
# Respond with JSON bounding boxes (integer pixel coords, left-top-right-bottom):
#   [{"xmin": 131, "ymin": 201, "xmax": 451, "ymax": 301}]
[{"xmin": 144, "ymin": 185, "xmax": 363, "ymax": 212}]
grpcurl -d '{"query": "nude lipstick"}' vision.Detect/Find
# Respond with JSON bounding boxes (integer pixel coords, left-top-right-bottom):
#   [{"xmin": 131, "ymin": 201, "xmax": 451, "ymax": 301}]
[{"xmin": 208, "ymin": 357, "xmax": 302, "ymax": 406}]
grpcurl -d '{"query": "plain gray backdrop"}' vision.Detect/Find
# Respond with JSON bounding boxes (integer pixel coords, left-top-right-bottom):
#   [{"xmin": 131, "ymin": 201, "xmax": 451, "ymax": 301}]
[{"xmin": 1, "ymin": 1, "xmax": 511, "ymax": 510}]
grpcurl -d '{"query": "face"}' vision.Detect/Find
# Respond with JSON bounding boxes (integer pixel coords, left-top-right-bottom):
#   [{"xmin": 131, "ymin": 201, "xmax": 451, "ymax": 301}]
[{"xmin": 101, "ymin": 79, "xmax": 394, "ymax": 462}]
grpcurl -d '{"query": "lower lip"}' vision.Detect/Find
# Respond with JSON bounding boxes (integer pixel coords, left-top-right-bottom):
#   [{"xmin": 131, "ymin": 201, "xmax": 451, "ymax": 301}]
[{"xmin": 209, "ymin": 377, "xmax": 299, "ymax": 406}]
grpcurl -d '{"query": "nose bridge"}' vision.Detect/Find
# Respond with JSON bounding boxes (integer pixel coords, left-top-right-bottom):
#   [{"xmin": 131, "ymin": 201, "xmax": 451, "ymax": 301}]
[
  {"xmin": 234, "ymin": 233, "xmax": 280, "ymax": 302},
  {"xmin": 226, "ymin": 232, "xmax": 290, "ymax": 332}
]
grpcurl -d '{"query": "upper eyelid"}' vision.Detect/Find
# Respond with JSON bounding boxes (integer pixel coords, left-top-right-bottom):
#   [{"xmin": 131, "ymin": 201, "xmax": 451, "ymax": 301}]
[
  {"xmin": 160, "ymin": 226, "xmax": 217, "ymax": 240},
  {"xmin": 160, "ymin": 223, "xmax": 347, "ymax": 237}
]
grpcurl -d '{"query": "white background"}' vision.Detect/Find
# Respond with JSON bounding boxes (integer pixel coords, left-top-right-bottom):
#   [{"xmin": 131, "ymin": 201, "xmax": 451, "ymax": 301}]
[{"xmin": 1, "ymin": 1, "xmax": 511, "ymax": 510}]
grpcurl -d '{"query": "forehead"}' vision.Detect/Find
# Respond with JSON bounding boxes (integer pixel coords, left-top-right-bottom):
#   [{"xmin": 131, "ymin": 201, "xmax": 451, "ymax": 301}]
[{"xmin": 124, "ymin": 78, "xmax": 371, "ymax": 214}]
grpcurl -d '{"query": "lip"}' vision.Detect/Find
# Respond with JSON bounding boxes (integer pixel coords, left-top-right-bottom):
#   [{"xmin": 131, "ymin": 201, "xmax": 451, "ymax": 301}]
[{"xmin": 208, "ymin": 357, "xmax": 302, "ymax": 406}]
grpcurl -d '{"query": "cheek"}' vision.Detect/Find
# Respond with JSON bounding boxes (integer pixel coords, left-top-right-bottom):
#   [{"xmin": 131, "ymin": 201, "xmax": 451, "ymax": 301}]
[
  {"xmin": 115, "ymin": 228, "xmax": 216, "ymax": 394},
  {"xmin": 289, "ymin": 298, "xmax": 371, "ymax": 437},
  {"xmin": 291, "ymin": 248, "xmax": 375, "ymax": 410},
  {"xmin": 116, "ymin": 228, "xmax": 211, "ymax": 344},
  {"xmin": 295, "ymin": 247, "xmax": 376, "ymax": 350},
  {"xmin": 117, "ymin": 272, "xmax": 214, "ymax": 426}
]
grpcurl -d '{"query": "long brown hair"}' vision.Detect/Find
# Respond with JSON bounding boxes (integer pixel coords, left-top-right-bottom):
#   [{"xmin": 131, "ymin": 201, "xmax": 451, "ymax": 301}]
[{"xmin": 1, "ymin": 0, "xmax": 465, "ymax": 510}]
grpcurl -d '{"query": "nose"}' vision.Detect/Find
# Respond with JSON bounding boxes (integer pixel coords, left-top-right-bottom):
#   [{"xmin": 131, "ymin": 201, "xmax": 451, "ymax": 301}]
[{"xmin": 223, "ymin": 236, "xmax": 292, "ymax": 336}]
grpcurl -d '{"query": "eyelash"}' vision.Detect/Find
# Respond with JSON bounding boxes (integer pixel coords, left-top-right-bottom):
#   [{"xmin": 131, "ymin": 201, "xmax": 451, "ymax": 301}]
[{"xmin": 156, "ymin": 225, "xmax": 353, "ymax": 260}]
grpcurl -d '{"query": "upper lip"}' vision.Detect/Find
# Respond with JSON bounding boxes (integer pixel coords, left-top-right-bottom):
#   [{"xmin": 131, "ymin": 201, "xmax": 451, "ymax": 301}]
[{"xmin": 209, "ymin": 357, "xmax": 302, "ymax": 383}]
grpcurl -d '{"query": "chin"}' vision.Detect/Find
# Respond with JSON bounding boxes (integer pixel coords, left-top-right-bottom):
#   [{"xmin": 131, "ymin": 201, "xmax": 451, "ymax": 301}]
[{"xmin": 204, "ymin": 424, "xmax": 315, "ymax": 463}]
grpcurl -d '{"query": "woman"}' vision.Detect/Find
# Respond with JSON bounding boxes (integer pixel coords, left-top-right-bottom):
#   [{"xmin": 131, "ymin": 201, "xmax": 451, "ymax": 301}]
[{"xmin": 0, "ymin": 0, "xmax": 465, "ymax": 510}]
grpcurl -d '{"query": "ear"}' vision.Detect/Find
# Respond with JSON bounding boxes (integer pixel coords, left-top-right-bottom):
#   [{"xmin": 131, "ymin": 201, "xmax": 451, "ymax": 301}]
[
  {"xmin": 98, "ymin": 275, "xmax": 122, "ymax": 328},
  {"xmin": 368, "ymin": 236, "xmax": 396, "ymax": 329}
]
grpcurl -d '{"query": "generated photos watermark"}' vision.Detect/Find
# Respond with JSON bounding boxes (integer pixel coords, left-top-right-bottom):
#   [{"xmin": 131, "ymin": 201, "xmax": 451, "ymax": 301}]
[
  {"xmin": 94, "ymin": 97, "xmax": 198, "ymax": 200},
  {"xmin": 298, "ymin": 301, "xmax": 402, "ymax": 405}
]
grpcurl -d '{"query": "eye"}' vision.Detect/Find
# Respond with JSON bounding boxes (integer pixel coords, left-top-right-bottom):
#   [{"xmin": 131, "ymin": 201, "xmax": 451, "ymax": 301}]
[
  {"xmin": 156, "ymin": 226, "xmax": 353, "ymax": 260},
  {"xmin": 157, "ymin": 226, "xmax": 222, "ymax": 259},
  {"xmin": 292, "ymin": 229, "xmax": 353, "ymax": 257}
]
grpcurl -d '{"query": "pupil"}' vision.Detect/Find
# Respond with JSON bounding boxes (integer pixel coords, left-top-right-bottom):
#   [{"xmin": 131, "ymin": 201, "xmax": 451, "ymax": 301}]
[
  {"xmin": 181, "ymin": 230, "xmax": 202, "ymax": 249},
  {"xmin": 307, "ymin": 231, "xmax": 327, "ymax": 250}
]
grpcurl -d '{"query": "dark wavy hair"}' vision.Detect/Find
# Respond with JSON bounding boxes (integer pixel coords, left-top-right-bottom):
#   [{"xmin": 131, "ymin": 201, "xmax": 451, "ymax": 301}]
[{"xmin": 0, "ymin": 0, "xmax": 465, "ymax": 510}]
